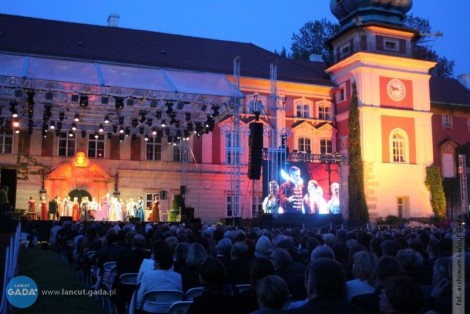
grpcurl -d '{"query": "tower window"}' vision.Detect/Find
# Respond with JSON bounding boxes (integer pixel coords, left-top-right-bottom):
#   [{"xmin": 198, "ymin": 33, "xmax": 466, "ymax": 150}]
[{"xmin": 383, "ymin": 38, "xmax": 399, "ymax": 52}]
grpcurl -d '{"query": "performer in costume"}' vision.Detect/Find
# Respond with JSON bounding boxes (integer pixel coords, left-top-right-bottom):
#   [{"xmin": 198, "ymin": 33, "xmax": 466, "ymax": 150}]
[
  {"xmin": 80, "ymin": 196, "xmax": 90, "ymax": 221},
  {"xmin": 262, "ymin": 180, "xmax": 281, "ymax": 216},
  {"xmin": 135, "ymin": 196, "xmax": 145, "ymax": 222},
  {"xmin": 40, "ymin": 196, "xmax": 48, "ymax": 220},
  {"xmin": 88, "ymin": 197, "xmax": 100, "ymax": 220},
  {"xmin": 328, "ymin": 182, "xmax": 340, "ymax": 214},
  {"xmin": 27, "ymin": 196, "xmax": 36, "ymax": 213},
  {"xmin": 101, "ymin": 193, "xmax": 110, "ymax": 221},
  {"xmin": 152, "ymin": 195, "xmax": 160, "ymax": 222},
  {"xmin": 303, "ymin": 180, "xmax": 328, "ymax": 214},
  {"xmin": 72, "ymin": 197, "xmax": 80, "ymax": 221},
  {"xmin": 62, "ymin": 196, "xmax": 72, "ymax": 217},
  {"xmin": 48, "ymin": 196, "xmax": 59, "ymax": 220},
  {"xmin": 278, "ymin": 166, "xmax": 304, "ymax": 213}
]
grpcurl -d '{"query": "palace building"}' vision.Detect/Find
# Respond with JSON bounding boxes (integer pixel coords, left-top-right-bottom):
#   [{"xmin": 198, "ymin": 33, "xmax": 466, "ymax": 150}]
[{"xmin": 0, "ymin": 0, "xmax": 469, "ymax": 224}]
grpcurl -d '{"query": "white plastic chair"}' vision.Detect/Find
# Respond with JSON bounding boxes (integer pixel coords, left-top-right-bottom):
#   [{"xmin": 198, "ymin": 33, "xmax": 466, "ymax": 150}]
[
  {"xmin": 140, "ymin": 289, "xmax": 184, "ymax": 314},
  {"xmin": 184, "ymin": 286, "xmax": 204, "ymax": 301},
  {"xmin": 168, "ymin": 300, "xmax": 193, "ymax": 314}
]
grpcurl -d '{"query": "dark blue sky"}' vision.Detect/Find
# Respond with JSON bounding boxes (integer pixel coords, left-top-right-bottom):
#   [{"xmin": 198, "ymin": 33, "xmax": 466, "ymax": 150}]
[{"xmin": 1, "ymin": 0, "xmax": 468, "ymax": 76}]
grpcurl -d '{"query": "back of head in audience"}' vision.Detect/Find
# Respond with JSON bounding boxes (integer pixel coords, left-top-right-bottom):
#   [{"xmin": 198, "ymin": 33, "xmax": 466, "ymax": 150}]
[
  {"xmin": 310, "ymin": 244, "xmax": 335, "ymax": 262},
  {"xmin": 198, "ymin": 256, "xmax": 227, "ymax": 288},
  {"xmin": 306, "ymin": 258, "xmax": 346, "ymax": 299},
  {"xmin": 374, "ymin": 256, "xmax": 403, "ymax": 285},
  {"xmin": 380, "ymin": 276, "xmax": 423, "ymax": 314},
  {"xmin": 250, "ymin": 257, "xmax": 274, "ymax": 285},
  {"xmin": 256, "ymin": 275, "xmax": 290, "ymax": 309},
  {"xmin": 254, "ymin": 235, "xmax": 273, "ymax": 259},
  {"xmin": 352, "ymin": 251, "xmax": 377, "ymax": 284},
  {"xmin": 154, "ymin": 248, "xmax": 173, "ymax": 270},
  {"xmin": 380, "ymin": 240, "xmax": 401, "ymax": 257},
  {"xmin": 271, "ymin": 248, "xmax": 292, "ymax": 270},
  {"xmin": 186, "ymin": 242, "xmax": 208, "ymax": 267}
]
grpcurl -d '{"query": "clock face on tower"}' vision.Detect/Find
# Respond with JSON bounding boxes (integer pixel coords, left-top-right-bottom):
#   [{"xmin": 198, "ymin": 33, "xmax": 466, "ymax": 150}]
[{"xmin": 386, "ymin": 79, "xmax": 406, "ymax": 101}]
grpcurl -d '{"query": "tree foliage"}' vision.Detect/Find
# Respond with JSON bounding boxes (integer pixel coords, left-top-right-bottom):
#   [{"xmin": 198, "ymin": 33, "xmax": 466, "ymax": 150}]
[
  {"xmin": 283, "ymin": 15, "xmax": 454, "ymax": 77},
  {"xmin": 348, "ymin": 82, "xmax": 369, "ymax": 224},
  {"xmin": 425, "ymin": 165, "xmax": 446, "ymax": 217}
]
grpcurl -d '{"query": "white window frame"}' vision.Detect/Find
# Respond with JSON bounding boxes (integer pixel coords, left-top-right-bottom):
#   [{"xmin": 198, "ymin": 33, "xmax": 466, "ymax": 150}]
[
  {"xmin": 298, "ymin": 137, "xmax": 312, "ymax": 153},
  {"xmin": 0, "ymin": 130, "xmax": 14, "ymax": 154},
  {"xmin": 88, "ymin": 134, "xmax": 105, "ymax": 159},
  {"xmin": 294, "ymin": 98, "xmax": 312, "ymax": 118},
  {"xmin": 396, "ymin": 196, "xmax": 409, "ymax": 218},
  {"xmin": 339, "ymin": 42, "xmax": 351, "ymax": 58},
  {"xmin": 442, "ymin": 114, "xmax": 453, "ymax": 128},
  {"xmin": 384, "ymin": 37, "xmax": 400, "ymax": 52},
  {"xmin": 441, "ymin": 152, "xmax": 456, "ymax": 178},
  {"xmin": 389, "ymin": 129, "xmax": 409, "ymax": 163},
  {"xmin": 58, "ymin": 132, "xmax": 76, "ymax": 157},
  {"xmin": 320, "ymin": 138, "xmax": 333, "ymax": 154},
  {"xmin": 146, "ymin": 136, "xmax": 162, "ymax": 161},
  {"xmin": 246, "ymin": 94, "xmax": 267, "ymax": 114}
]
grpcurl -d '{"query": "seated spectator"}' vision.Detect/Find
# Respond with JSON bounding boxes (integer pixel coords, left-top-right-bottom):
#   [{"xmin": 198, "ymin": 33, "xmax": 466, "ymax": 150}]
[
  {"xmin": 137, "ymin": 240, "xmax": 170, "ymax": 283},
  {"xmin": 379, "ymin": 276, "xmax": 423, "ymax": 314},
  {"xmin": 234, "ymin": 257, "xmax": 275, "ymax": 313},
  {"xmin": 251, "ymin": 275, "xmax": 290, "ymax": 313},
  {"xmin": 271, "ymin": 248, "xmax": 306, "ymax": 300},
  {"xmin": 177, "ymin": 242, "xmax": 208, "ymax": 292},
  {"xmin": 380, "ymin": 240, "xmax": 401, "ymax": 257},
  {"xmin": 351, "ymin": 256, "xmax": 403, "ymax": 314},
  {"xmin": 346, "ymin": 251, "xmax": 377, "ymax": 300},
  {"xmin": 226, "ymin": 241, "xmax": 251, "ymax": 285},
  {"xmin": 310, "ymin": 244, "xmax": 335, "ymax": 262},
  {"xmin": 396, "ymin": 248, "xmax": 424, "ymax": 283},
  {"xmin": 136, "ymin": 248, "xmax": 182, "ymax": 313},
  {"xmin": 187, "ymin": 257, "xmax": 237, "ymax": 314},
  {"xmin": 173, "ymin": 241, "xmax": 189, "ymax": 272},
  {"xmin": 287, "ymin": 258, "xmax": 365, "ymax": 314}
]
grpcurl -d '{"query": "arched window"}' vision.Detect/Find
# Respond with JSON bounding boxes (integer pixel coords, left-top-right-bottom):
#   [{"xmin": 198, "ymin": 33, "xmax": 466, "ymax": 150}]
[
  {"xmin": 390, "ymin": 129, "xmax": 408, "ymax": 163},
  {"xmin": 294, "ymin": 98, "xmax": 312, "ymax": 118},
  {"xmin": 246, "ymin": 94, "xmax": 266, "ymax": 114}
]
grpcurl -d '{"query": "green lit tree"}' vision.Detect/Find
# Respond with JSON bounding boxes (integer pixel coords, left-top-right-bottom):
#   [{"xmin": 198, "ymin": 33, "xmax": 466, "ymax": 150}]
[
  {"xmin": 425, "ymin": 165, "xmax": 446, "ymax": 217},
  {"xmin": 348, "ymin": 82, "xmax": 369, "ymax": 224}
]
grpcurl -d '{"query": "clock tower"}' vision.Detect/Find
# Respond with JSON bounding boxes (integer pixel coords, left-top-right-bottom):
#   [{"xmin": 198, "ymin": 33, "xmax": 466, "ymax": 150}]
[{"xmin": 326, "ymin": 0, "xmax": 436, "ymax": 221}]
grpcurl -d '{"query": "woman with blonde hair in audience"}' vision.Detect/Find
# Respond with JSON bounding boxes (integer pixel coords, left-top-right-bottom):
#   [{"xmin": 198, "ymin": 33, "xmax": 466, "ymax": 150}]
[{"xmin": 346, "ymin": 251, "xmax": 377, "ymax": 300}]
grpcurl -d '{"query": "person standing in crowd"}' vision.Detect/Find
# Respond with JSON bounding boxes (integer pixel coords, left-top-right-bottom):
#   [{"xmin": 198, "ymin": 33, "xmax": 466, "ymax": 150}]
[
  {"xmin": 328, "ymin": 182, "xmax": 341, "ymax": 214},
  {"xmin": 135, "ymin": 196, "xmax": 145, "ymax": 222},
  {"xmin": 80, "ymin": 196, "xmax": 90, "ymax": 221},
  {"xmin": 303, "ymin": 180, "xmax": 328, "ymax": 214},
  {"xmin": 278, "ymin": 166, "xmax": 304, "ymax": 213},
  {"xmin": 262, "ymin": 180, "xmax": 281, "ymax": 216},
  {"xmin": 152, "ymin": 195, "xmax": 160, "ymax": 223},
  {"xmin": 27, "ymin": 196, "xmax": 36, "ymax": 213},
  {"xmin": 40, "ymin": 195, "xmax": 48, "ymax": 220},
  {"xmin": 72, "ymin": 196, "xmax": 80, "ymax": 221}
]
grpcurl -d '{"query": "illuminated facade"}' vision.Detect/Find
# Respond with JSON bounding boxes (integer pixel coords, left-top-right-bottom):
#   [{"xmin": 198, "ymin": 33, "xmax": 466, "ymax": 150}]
[{"xmin": 0, "ymin": 1, "xmax": 469, "ymax": 223}]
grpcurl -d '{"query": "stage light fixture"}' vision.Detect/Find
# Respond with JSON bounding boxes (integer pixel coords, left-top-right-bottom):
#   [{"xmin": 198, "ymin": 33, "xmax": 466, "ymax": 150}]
[
  {"xmin": 139, "ymin": 126, "xmax": 145, "ymax": 135},
  {"xmin": 79, "ymin": 95, "xmax": 88, "ymax": 107},
  {"xmin": 176, "ymin": 102, "xmax": 185, "ymax": 110},
  {"xmin": 150, "ymin": 100, "xmax": 158, "ymax": 108},
  {"xmin": 119, "ymin": 127, "xmax": 124, "ymax": 134},
  {"xmin": 49, "ymin": 121, "xmax": 55, "ymax": 130},
  {"xmin": 131, "ymin": 118, "xmax": 138, "ymax": 128},
  {"xmin": 71, "ymin": 94, "xmax": 79, "ymax": 102},
  {"xmin": 112, "ymin": 124, "xmax": 118, "ymax": 134},
  {"xmin": 104, "ymin": 115, "xmax": 110, "ymax": 124},
  {"xmin": 161, "ymin": 119, "xmax": 166, "ymax": 128},
  {"xmin": 144, "ymin": 134, "xmax": 149, "ymax": 141},
  {"xmin": 126, "ymin": 97, "xmax": 134, "ymax": 106},
  {"xmin": 146, "ymin": 118, "xmax": 153, "ymax": 127},
  {"xmin": 59, "ymin": 112, "xmax": 65, "ymax": 121},
  {"xmin": 57, "ymin": 121, "xmax": 63, "ymax": 130},
  {"xmin": 107, "ymin": 132, "xmax": 112, "ymax": 139},
  {"xmin": 118, "ymin": 115, "xmax": 124, "ymax": 125},
  {"xmin": 119, "ymin": 134, "xmax": 125, "ymax": 142},
  {"xmin": 98, "ymin": 124, "xmax": 104, "ymax": 133},
  {"xmin": 152, "ymin": 127, "xmax": 157, "ymax": 135},
  {"xmin": 71, "ymin": 122, "xmax": 77, "ymax": 131},
  {"xmin": 94, "ymin": 132, "xmax": 99, "ymax": 139},
  {"xmin": 165, "ymin": 102, "xmax": 173, "ymax": 115},
  {"xmin": 74, "ymin": 113, "xmax": 80, "ymax": 122},
  {"xmin": 155, "ymin": 111, "xmax": 162, "ymax": 120},
  {"xmin": 68, "ymin": 131, "xmax": 74, "ymax": 138},
  {"xmin": 125, "ymin": 127, "xmax": 130, "ymax": 136},
  {"xmin": 211, "ymin": 105, "xmax": 219, "ymax": 117},
  {"xmin": 26, "ymin": 90, "xmax": 35, "ymax": 105}
]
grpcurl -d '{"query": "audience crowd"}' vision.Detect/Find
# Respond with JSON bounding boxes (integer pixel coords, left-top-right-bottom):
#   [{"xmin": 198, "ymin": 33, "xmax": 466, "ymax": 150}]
[{"xmin": 35, "ymin": 218, "xmax": 470, "ymax": 314}]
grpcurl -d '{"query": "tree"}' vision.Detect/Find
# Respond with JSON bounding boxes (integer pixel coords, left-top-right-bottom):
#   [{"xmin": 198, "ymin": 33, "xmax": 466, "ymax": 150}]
[
  {"xmin": 284, "ymin": 15, "xmax": 454, "ymax": 77},
  {"xmin": 347, "ymin": 82, "xmax": 369, "ymax": 224},
  {"xmin": 288, "ymin": 18, "xmax": 339, "ymax": 65},
  {"xmin": 425, "ymin": 165, "xmax": 446, "ymax": 218},
  {"xmin": 405, "ymin": 14, "xmax": 454, "ymax": 78}
]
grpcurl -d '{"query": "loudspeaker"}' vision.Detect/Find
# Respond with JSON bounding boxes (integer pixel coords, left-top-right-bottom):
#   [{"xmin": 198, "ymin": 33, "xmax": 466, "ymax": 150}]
[
  {"xmin": 180, "ymin": 185, "xmax": 187, "ymax": 195},
  {"xmin": 248, "ymin": 123, "xmax": 263, "ymax": 180},
  {"xmin": 60, "ymin": 216, "xmax": 72, "ymax": 222}
]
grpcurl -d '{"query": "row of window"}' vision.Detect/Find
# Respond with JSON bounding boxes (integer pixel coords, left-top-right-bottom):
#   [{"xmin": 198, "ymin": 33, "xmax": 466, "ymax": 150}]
[
  {"xmin": 441, "ymin": 113, "xmax": 470, "ymax": 129},
  {"xmin": 0, "ymin": 130, "xmax": 410, "ymax": 164},
  {"xmin": 246, "ymin": 96, "xmax": 333, "ymax": 120}
]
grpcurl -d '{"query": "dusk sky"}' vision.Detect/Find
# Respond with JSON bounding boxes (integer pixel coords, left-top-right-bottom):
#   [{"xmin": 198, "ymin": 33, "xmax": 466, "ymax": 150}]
[{"xmin": 1, "ymin": 0, "xmax": 469, "ymax": 76}]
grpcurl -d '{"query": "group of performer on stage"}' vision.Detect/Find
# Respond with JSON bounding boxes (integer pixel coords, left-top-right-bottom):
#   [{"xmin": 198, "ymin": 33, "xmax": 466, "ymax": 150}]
[
  {"xmin": 27, "ymin": 193, "xmax": 161, "ymax": 222},
  {"xmin": 262, "ymin": 165, "xmax": 340, "ymax": 216}
]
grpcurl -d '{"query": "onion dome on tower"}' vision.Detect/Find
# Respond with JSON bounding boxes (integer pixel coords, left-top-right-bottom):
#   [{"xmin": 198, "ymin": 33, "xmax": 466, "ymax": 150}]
[{"xmin": 330, "ymin": 0, "xmax": 413, "ymax": 32}]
